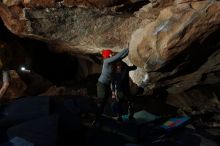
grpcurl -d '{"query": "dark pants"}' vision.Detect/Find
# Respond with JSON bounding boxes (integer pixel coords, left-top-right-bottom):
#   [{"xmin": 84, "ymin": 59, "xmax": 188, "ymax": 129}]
[
  {"xmin": 111, "ymin": 90, "xmax": 134, "ymax": 120},
  {"xmin": 96, "ymin": 81, "xmax": 110, "ymax": 116}
]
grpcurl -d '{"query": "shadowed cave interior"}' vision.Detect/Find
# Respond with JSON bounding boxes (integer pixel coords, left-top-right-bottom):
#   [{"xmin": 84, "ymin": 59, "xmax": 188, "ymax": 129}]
[{"xmin": 0, "ymin": 12, "xmax": 220, "ymax": 146}]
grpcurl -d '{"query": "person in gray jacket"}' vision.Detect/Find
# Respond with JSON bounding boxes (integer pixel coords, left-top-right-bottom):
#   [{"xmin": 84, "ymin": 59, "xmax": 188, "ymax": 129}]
[{"xmin": 96, "ymin": 48, "xmax": 129, "ymax": 119}]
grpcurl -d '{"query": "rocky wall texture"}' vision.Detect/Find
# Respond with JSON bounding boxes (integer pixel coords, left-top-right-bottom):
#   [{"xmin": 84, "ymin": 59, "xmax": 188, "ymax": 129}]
[
  {"xmin": 0, "ymin": 0, "xmax": 220, "ymax": 95},
  {"xmin": 129, "ymin": 0, "xmax": 220, "ymax": 93}
]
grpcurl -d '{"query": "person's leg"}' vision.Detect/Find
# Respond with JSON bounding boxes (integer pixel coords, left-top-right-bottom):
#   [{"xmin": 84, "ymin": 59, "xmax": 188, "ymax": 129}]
[
  {"xmin": 111, "ymin": 98, "xmax": 117, "ymax": 117},
  {"xmin": 128, "ymin": 100, "xmax": 134, "ymax": 120},
  {"xmin": 93, "ymin": 82, "xmax": 110, "ymax": 127},
  {"xmin": 96, "ymin": 82, "xmax": 109, "ymax": 115},
  {"xmin": 124, "ymin": 95, "xmax": 134, "ymax": 121},
  {"xmin": 116, "ymin": 91, "xmax": 125, "ymax": 121}
]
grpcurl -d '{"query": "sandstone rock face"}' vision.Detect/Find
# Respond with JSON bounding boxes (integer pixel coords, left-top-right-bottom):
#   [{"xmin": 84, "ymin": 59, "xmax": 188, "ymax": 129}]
[
  {"xmin": 129, "ymin": 1, "xmax": 220, "ymax": 69},
  {"xmin": 0, "ymin": 0, "xmax": 220, "ymax": 95},
  {"xmin": 2, "ymin": 0, "xmax": 22, "ymax": 7},
  {"xmin": 0, "ymin": 2, "xmax": 141, "ymax": 53},
  {"xmin": 63, "ymin": 0, "xmax": 130, "ymax": 8},
  {"xmin": 129, "ymin": 1, "xmax": 220, "ymax": 93},
  {"xmin": 23, "ymin": 0, "xmax": 56, "ymax": 8},
  {"xmin": 1, "ymin": 70, "xmax": 27, "ymax": 101}
]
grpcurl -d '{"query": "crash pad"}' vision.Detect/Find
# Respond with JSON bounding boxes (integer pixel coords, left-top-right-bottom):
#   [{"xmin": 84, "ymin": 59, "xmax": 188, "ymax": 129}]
[
  {"xmin": 133, "ymin": 110, "xmax": 160, "ymax": 125},
  {"xmin": 160, "ymin": 115, "xmax": 190, "ymax": 130}
]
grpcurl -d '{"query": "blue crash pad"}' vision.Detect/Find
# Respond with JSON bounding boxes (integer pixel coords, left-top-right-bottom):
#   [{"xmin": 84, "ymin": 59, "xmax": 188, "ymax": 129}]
[
  {"xmin": 160, "ymin": 115, "xmax": 190, "ymax": 130},
  {"xmin": 133, "ymin": 110, "xmax": 160, "ymax": 125}
]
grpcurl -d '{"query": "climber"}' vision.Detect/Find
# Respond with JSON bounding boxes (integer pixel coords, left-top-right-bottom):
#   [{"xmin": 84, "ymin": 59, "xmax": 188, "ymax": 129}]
[
  {"xmin": 0, "ymin": 41, "xmax": 11, "ymax": 100},
  {"xmin": 94, "ymin": 48, "xmax": 129, "ymax": 125},
  {"xmin": 111, "ymin": 60, "xmax": 137, "ymax": 121},
  {"xmin": 0, "ymin": 70, "xmax": 10, "ymax": 99}
]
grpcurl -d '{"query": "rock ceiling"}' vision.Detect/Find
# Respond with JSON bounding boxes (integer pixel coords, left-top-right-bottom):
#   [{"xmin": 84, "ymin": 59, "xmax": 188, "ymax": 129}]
[{"xmin": 0, "ymin": 0, "xmax": 220, "ymax": 94}]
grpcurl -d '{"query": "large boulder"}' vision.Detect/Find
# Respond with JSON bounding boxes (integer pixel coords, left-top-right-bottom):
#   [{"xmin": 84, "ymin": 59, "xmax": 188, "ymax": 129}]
[{"xmin": 0, "ymin": 0, "xmax": 220, "ymax": 94}]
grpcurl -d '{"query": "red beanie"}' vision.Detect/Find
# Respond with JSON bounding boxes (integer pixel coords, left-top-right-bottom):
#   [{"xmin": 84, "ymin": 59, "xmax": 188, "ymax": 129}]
[{"xmin": 102, "ymin": 49, "xmax": 112, "ymax": 59}]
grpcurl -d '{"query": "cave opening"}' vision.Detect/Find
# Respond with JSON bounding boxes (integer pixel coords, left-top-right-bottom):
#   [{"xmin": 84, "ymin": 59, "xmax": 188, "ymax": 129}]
[
  {"xmin": 0, "ymin": 19, "xmax": 92, "ymax": 87},
  {"xmin": 21, "ymin": 40, "xmax": 79, "ymax": 86}
]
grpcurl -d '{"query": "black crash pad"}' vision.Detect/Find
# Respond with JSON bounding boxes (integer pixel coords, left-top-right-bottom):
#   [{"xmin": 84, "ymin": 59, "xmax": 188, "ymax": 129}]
[
  {"xmin": 7, "ymin": 114, "xmax": 58, "ymax": 146},
  {"xmin": 96, "ymin": 115, "xmax": 138, "ymax": 143},
  {"xmin": 0, "ymin": 96, "xmax": 50, "ymax": 128}
]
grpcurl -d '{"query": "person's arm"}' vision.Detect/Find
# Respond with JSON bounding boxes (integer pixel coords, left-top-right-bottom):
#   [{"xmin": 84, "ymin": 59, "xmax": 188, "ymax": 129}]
[
  {"xmin": 105, "ymin": 48, "xmax": 129, "ymax": 63},
  {"xmin": 0, "ymin": 71, "xmax": 10, "ymax": 99},
  {"xmin": 128, "ymin": 65, "xmax": 137, "ymax": 71}
]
